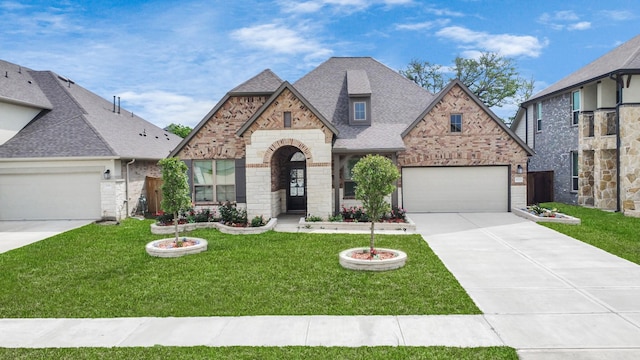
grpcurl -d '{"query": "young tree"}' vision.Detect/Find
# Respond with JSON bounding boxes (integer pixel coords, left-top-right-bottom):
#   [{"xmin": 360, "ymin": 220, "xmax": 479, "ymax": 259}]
[
  {"xmin": 351, "ymin": 155, "xmax": 400, "ymax": 253},
  {"xmin": 158, "ymin": 157, "xmax": 191, "ymax": 242},
  {"xmin": 165, "ymin": 123, "xmax": 192, "ymax": 138}
]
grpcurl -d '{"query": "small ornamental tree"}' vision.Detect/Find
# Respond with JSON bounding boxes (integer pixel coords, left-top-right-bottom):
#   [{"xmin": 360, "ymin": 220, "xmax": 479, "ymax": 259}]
[
  {"xmin": 158, "ymin": 157, "xmax": 191, "ymax": 242},
  {"xmin": 351, "ymin": 154, "xmax": 400, "ymax": 253}
]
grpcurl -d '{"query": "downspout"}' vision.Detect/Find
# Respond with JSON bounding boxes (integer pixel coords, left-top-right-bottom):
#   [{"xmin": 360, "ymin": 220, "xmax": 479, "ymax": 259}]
[
  {"xmin": 609, "ymin": 72, "xmax": 622, "ymax": 212},
  {"xmin": 126, "ymin": 159, "xmax": 136, "ymax": 216}
]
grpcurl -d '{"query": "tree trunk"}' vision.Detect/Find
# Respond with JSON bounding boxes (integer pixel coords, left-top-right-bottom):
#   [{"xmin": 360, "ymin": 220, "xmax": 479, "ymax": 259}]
[
  {"xmin": 369, "ymin": 220, "xmax": 375, "ymax": 251},
  {"xmin": 174, "ymin": 211, "xmax": 179, "ymax": 241}
]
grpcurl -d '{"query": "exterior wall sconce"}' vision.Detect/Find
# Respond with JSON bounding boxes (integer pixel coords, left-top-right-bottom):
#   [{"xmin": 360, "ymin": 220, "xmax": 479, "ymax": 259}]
[
  {"xmin": 516, "ymin": 165, "xmax": 523, "ymax": 174},
  {"xmin": 103, "ymin": 169, "xmax": 111, "ymax": 180}
]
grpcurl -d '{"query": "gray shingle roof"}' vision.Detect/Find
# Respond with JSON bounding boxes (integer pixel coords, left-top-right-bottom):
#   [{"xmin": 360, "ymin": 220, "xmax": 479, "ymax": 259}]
[
  {"xmin": 0, "ymin": 60, "xmax": 51, "ymax": 109},
  {"xmin": 229, "ymin": 69, "xmax": 283, "ymax": 94},
  {"xmin": 527, "ymin": 34, "xmax": 640, "ymax": 102},
  {"xmin": 0, "ymin": 64, "xmax": 181, "ymax": 159},
  {"xmin": 346, "ymin": 69, "xmax": 371, "ymax": 96},
  {"xmin": 293, "ymin": 57, "xmax": 435, "ymax": 152}
]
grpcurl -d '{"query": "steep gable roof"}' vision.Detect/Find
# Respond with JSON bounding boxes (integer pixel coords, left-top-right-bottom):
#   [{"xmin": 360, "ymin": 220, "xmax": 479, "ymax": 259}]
[
  {"xmin": 294, "ymin": 57, "xmax": 435, "ymax": 152},
  {"xmin": 229, "ymin": 69, "xmax": 283, "ymax": 94},
  {"xmin": 527, "ymin": 34, "xmax": 640, "ymax": 102},
  {"xmin": 404, "ymin": 79, "xmax": 533, "ymax": 155},
  {"xmin": 236, "ymin": 81, "xmax": 339, "ymax": 136},
  {"xmin": 0, "ymin": 66, "xmax": 180, "ymax": 159}
]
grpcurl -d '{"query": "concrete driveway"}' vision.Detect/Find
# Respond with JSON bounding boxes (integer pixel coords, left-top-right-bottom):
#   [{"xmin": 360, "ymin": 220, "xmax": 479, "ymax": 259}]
[
  {"xmin": 411, "ymin": 212, "xmax": 640, "ymax": 359},
  {"xmin": 0, "ymin": 220, "xmax": 93, "ymax": 253}
]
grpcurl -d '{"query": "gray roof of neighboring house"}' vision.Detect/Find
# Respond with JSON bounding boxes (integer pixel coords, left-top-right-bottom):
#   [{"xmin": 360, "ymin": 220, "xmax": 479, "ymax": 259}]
[
  {"xmin": 293, "ymin": 57, "xmax": 435, "ymax": 152},
  {"xmin": 229, "ymin": 69, "xmax": 283, "ymax": 94},
  {"xmin": 0, "ymin": 60, "xmax": 51, "ymax": 109},
  {"xmin": 0, "ymin": 62, "xmax": 181, "ymax": 159},
  {"xmin": 526, "ymin": 34, "xmax": 640, "ymax": 103}
]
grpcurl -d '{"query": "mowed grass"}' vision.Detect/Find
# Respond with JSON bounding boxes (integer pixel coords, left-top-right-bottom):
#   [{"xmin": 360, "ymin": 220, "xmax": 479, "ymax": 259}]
[
  {"xmin": 540, "ymin": 202, "xmax": 640, "ymax": 265},
  {"xmin": 0, "ymin": 346, "xmax": 517, "ymax": 360},
  {"xmin": 0, "ymin": 219, "xmax": 479, "ymax": 318}
]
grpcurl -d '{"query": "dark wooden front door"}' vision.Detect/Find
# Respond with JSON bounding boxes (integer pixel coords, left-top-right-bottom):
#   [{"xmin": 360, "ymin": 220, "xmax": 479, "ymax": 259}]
[{"xmin": 287, "ymin": 165, "xmax": 306, "ymax": 213}]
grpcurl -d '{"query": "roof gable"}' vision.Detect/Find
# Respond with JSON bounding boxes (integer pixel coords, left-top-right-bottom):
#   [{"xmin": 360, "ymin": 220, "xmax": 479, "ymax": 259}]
[
  {"xmin": 528, "ymin": 34, "xmax": 640, "ymax": 102},
  {"xmin": 403, "ymin": 79, "xmax": 533, "ymax": 155},
  {"xmin": 0, "ymin": 59, "xmax": 51, "ymax": 109},
  {"xmin": 229, "ymin": 69, "xmax": 283, "ymax": 94},
  {"xmin": 236, "ymin": 81, "xmax": 339, "ymax": 137}
]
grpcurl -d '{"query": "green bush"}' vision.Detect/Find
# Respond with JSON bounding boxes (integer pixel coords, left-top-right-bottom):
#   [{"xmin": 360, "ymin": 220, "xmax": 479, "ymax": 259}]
[
  {"xmin": 250, "ymin": 215, "xmax": 266, "ymax": 227},
  {"xmin": 306, "ymin": 215, "xmax": 323, "ymax": 222},
  {"xmin": 219, "ymin": 202, "xmax": 247, "ymax": 225}
]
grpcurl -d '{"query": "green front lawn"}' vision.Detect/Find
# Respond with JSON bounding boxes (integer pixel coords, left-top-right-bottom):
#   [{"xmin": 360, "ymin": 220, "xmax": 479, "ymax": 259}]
[
  {"xmin": 540, "ymin": 202, "xmax": 640, "ymax": 265},
  {"xmin": 0, "ymin": 346, "xmax": 518, "ymax": 360},
  {"xmin": 0, "ymin": 219, "xmax": 478, "ymax": 318}
]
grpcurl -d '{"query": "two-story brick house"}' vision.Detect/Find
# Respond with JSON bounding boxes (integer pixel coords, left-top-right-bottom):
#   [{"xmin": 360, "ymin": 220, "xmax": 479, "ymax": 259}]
[
  {"xmin": 172, "ymin": 57, "xmax": 532, "ymax": 219},
  {"xmin": 512, "ymin": 34, "xmax": 640, "ymax": 216}
]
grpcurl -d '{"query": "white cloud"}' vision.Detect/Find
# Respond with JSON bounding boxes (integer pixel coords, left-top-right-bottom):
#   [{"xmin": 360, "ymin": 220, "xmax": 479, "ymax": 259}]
[
  {"xmin": 568, "ymin": 21, "xmax": 591, "ymax": 31},
  {"xmin": 435, "ymin": 26, "xmax": 548, "ymax": 58},
  {"xmin": 600, "ymin": 10, "xmax": 636, "ymax": 21},
  {"xmin": 119, "ymin": 91, "xmax": 216, "ymax": 128},
  {"xmin": 231, "ymin": 23, "xmax": 333, "ymax": 60},
  {"xmin": 395, "ymin": 19, "xmax": 450, "ymax": 31},
  {"xmin": 538, "ymin": 10, "xmax": 591, "ymax": 31},
  {"xmin": 279, "ymin": 0, "xmax": 411, "ymax": 13}
]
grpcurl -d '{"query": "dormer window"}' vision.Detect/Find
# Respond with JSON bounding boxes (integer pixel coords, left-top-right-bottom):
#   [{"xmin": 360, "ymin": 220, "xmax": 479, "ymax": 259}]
[
  {"xmin": 347, "ymin": 69, "xmax": 372, "ymax": 126},
  {"xmin": 354, "ymin": 102, "xmax": 366, "ymax": 122}
]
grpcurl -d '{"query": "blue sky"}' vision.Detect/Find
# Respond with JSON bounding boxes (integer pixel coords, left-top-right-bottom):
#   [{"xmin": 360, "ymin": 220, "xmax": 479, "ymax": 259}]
[{"xmin": 1, "ymin": 0, "xmax": 638, "ymax": 128}]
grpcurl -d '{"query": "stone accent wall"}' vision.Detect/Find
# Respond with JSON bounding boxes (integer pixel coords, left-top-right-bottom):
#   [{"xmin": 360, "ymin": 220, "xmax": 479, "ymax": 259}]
[
  {"xmin": 176, "ymin": 96, "xmax": 268, "ymax": 159},
  {"xmin": 243, "ymin": 88, "xmax": 334, "ymax": 145},
  {"xmin": 620, "ymin": 105, "xmax": 640, "ymax": 213},
  {"xmin": 529, "ymin": 93, "xmax": 579, "ymax": 204},
  {"xmin": 398, "ymin": 84, "xmax": 529, "ymax": 209},
  {"xmin": 578, "ymin": 150, "xmax": 595, "ymax": 206},
  {"xmin": 593, "ymin": 149, "xmax": 617, "ymax": 210}
]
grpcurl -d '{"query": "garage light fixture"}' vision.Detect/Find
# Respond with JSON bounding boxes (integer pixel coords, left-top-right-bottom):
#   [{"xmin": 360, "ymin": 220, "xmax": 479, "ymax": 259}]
[
  {"xmin": 103, "ymin": 169, "xmax": 111, "ymax": 180},
  {"xmin": 516, "ymin": 165, "xmax": 523, "ymax": 174}
]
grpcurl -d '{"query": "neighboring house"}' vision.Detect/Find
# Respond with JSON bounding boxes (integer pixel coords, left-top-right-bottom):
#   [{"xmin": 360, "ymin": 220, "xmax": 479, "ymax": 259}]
[
  {"xmin": 512, "ymin": 34, "xmax": 640, "ymax": 216},
  {"xmin": 0, "ymin": 59, "xmax": 182, "ymax": 220},
  {"xmin": 171, "ymin": 57, "xmax": 532, "ymax": 219}
]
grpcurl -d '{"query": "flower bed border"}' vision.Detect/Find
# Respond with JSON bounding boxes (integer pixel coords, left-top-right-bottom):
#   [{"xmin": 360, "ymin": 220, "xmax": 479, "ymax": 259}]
[
  {"xmin": 145, "ymin": 237, "xmax": 208, "ymax": 258},
  {"xmin": 150, "ymin": 218, "xmax": 277, "ymax": 235},
  {"xmin": 299, "ymin": 217, "xmax": 415, "ymax": 233},
  {"xmin": 339, "ymin": 247, "xmax": 407, "ymax": 271},
  {"xmin": 513, "ymin": 208, "xmax": 581, "ymax": 225}
]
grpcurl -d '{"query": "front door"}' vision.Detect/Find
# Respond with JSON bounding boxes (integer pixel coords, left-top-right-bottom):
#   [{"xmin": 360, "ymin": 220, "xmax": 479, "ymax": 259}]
[{"xmin": 287, "ymin": 164, "xmax": 306, "ymax": 213}]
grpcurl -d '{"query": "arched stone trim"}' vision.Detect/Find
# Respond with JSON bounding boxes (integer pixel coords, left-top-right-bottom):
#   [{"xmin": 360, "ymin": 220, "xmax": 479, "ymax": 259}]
[{"xmin": 263, "ymin": 138, "xmax": 313, "ymax": 165}]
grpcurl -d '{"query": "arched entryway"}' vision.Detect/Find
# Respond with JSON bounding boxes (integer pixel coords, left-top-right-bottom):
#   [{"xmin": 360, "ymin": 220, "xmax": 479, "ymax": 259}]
[{"xmin": 271, "ymin": 146, "xmax": 307, "ymax": 215}]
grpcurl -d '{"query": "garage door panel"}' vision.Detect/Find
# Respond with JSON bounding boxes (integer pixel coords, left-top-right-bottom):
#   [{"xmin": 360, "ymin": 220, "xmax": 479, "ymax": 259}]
[
  {"xmin": 0, "ymin": 172, "xmax": 101, "ymax": 220},
  {"xmin": 402, "ymin": 166, "xmax": 508, "ymax": 212}
]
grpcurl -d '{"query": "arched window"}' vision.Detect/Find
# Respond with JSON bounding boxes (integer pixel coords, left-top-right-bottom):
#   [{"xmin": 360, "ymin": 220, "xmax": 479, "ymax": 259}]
[{"xmin": 290, "ymin": 151, "xmax": 305, "ymax": 162}]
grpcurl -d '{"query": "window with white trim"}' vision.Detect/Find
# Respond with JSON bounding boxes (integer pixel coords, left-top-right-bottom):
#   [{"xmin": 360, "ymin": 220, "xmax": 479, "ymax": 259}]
[
  {"xmin": 572, "ymin": 91, "xmax": 580, "ymax": 126},
  {"xmin": 536, "ymin": 103, "xmax": 542, "ymax": 132},
  {"xmin": 193, "ymin": 160, "xmax": 236, "ymax": 203},
  {"xmin": 571, "ymin": 151, "xmax": 579, "ymax": 192}
]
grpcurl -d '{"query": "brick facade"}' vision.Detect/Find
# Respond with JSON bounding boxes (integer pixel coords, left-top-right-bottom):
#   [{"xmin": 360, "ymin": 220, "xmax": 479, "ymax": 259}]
[{"xmin": 176, "ymin": 96, "xmax": 268, "ymax": 159}]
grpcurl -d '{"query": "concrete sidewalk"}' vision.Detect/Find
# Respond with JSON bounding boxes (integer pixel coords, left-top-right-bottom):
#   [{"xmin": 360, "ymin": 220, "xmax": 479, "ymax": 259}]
[
  {"xmin": 0, "ymin": 315, "xmax": 503, "ymax": 348},
  {"xmin": 413, "ymin": 212, "xmax": 640, "ymax": 359}
]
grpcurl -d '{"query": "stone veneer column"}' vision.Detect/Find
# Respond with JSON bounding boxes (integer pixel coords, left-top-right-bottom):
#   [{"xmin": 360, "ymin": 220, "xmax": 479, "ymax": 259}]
[{"xmin": 619, "ymin": 105, "xmax": 640, "ymax": 212}]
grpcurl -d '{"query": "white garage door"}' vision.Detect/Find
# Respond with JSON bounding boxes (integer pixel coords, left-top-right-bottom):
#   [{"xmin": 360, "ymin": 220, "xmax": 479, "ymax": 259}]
[
  {"xmin": 402, "ymin": 166, "xmax": 509, "ymax": 212},
  {"xmin": 0, "ymin": 169, "xmax": 101, "ymax": 220}
]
